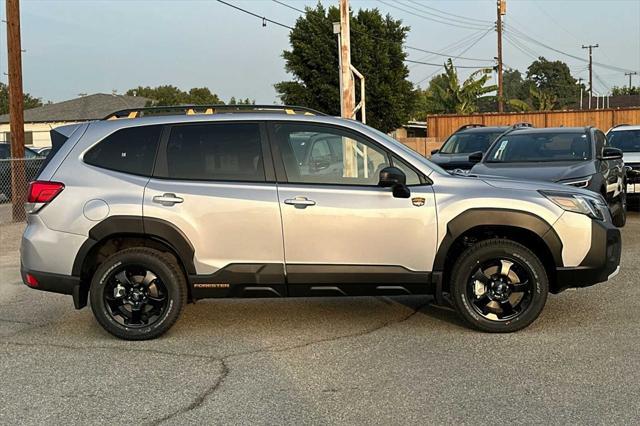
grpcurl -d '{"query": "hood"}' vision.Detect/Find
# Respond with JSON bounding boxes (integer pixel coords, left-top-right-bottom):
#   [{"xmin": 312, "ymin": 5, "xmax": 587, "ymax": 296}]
[
  {"xmin": 470, "ymin": 161, "xmax": 596, "ymax": 183},
  {"xmin": 479, "ymin": 175, "xmax": 596, "ymax": 197}
]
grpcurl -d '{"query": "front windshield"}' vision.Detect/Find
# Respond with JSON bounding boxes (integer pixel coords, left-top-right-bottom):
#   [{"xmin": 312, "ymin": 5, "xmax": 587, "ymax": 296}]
[
  {"xmin": 486, "ymin": 131, "xmax": 591, "ymax": 163},
  {"xmin": 608, "ymin": 130, "xmax": 640, "ymax": 152},
  {"xmin": 439, "ymin": 132, "xmax": 504, "ymax": 154}
]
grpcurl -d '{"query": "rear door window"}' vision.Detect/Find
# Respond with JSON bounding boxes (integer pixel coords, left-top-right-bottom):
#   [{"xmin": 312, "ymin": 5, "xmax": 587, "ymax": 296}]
[
  {"xmin": 84, "ymin": 125, "xmax": 162, "ymax": 176},
  {"xmin": 165, "ymin": 123, "xmax": 265, "ymax": 182}
]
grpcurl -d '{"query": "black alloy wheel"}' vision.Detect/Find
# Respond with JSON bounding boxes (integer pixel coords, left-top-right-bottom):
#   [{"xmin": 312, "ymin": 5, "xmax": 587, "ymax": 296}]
[
  {"xmin": 450, "ymin": 239, "xmax": 549, "ymax": 333},
  {"xmin": 467, "ymin": 258, "xmax": 534, "ymax": 321},
  {"xmin": 103, "ymin": 265, "xmax": 168, "ymax": 328},
  {"xmin": 90, "ymin": 247, "xmax": 187, "ymax": 340}
]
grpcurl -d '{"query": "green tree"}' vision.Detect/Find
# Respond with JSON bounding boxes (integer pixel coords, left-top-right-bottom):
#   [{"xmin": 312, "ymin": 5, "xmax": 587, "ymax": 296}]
[
  {"xmin": 505, "ymin": 84, "xmax": 559, "ymax": 112},
  {"xmin": 126, "ymin": 85, "xmax": 222, "ymax": 106},
  {"xmin": 423, "ymin": 59, "xmax": 496, "ymax": 114},
  {"xmin": 0, "ymin": 82, "xmax": 43, "ymax": 115},
  {"xmin": 275, "ymin": 3, "xmax": 416, "ymax": 133},
  {"xmin": 228, "ymin": 97, "xmax": 255, "ymax": 105},
  {"xmin": 611, "ymin": 85, "xmax": 640, "ymax": 96},
  {"xmin": 526, "ymin": 57, "xmax": 579, "ymax": 109}
]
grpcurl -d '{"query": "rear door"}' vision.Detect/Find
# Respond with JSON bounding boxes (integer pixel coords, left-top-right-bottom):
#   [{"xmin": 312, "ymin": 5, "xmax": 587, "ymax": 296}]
[
  {"xmin": 144, "ymin": 121, "xmax": 285, "ymax": 286},
  {"xmin": 268, "ymin": 121, "xmax": 437, "ymax": 295}
]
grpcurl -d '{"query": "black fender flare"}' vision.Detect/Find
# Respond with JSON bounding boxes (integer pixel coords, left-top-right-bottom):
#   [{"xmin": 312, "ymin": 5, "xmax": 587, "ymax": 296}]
[
  {"xmin": 432, "ymin": 208, "xmax": 564, "ymax": 271},
  {"xmin": 72, "ymin": 215, "xmax": 196, "ymax": 276}
]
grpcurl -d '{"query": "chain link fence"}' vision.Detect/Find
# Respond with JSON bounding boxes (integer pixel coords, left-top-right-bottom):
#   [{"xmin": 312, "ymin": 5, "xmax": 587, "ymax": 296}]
[{"xmin": 0, "ymin": 158, "xmax": 45, "ymax": 224}]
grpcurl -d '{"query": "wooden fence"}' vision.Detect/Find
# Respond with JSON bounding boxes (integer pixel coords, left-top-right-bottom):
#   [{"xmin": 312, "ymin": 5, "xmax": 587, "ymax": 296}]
[
  {"xmin": 426, "ymin": 108, "xmax": 640, "ymax": 141},
  {"xmin": 397, "ymin": 137, "xmax": 443, "ymax": 158}
]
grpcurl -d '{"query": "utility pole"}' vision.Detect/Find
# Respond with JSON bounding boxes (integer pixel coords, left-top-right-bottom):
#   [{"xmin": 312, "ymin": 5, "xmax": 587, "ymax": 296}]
[
  {"xmin": 338, "ymin": 0, "xmax": 354, "ymax": 120},
  {"xmin": 496, "ymin": 0, "xmax": 505, "ymax": 112},
  {"xmin": 582, "ymin": 43, "xmax": 598, "ymax": 109},
  {"xmin": 5, "ymin": 0, "xmax": 26, "ymax": 221},
  {"xmin": 578, "ymin": 77, "xmax": 584, "ymax": 110},
  {"xmin": 625, "ymin": 71, "xmax": 638, "ymax": 89}
]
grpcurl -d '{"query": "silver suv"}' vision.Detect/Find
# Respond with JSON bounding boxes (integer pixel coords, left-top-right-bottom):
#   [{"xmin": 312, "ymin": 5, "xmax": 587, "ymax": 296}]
[{"xmin": 21, "ymin": 105, "xmax": 622, "ymax": 340}]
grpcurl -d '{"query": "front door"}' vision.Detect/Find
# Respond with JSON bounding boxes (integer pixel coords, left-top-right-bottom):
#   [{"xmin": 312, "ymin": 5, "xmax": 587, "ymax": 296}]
[{"xmin": 269, "ymin": 122, "xmax": 437, "ymax": 294}]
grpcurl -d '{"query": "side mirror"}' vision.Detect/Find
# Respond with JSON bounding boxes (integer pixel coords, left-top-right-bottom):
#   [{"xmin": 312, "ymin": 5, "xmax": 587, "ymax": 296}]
[
  {"xmin": 468, "ymin": 151, "xmax": 483, "ymax": 164},
  {"xmin": 600, "ymin": 147, "xmax": 623, "ymax": 160},
  {"xmin": 379, "ymin": 166, "xmax": 410, "ymax": 198},
  {"xmin": 430, "ymin": 149, "xmax": 439, "ymax": 155},
  {"xmin": 379, "ymin": 166, "xmax": 406, "ymax": 187}
]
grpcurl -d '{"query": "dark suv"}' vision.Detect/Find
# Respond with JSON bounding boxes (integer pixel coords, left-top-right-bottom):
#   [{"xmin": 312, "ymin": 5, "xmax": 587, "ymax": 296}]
[
  {"xmin": 470, "ymin": 126, "xmax": 626, "ymax": 227},
  {"xmin": 430, "ymin": 124, "xmax": 510, "ymax": 171}
]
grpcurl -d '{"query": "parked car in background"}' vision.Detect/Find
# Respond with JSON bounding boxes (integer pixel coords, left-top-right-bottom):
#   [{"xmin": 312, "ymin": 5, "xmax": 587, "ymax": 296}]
[
  {"xmin": 470, "ymin": 126, "xmax": 626, "ymax": 227},
  {"xmin": 0, "ymin": 143, "xmax": 46, "ymax": 202},
  {"xmin": 32, "ymin": 146, "xmax": 53, "ymax": 157},
  {"xmin": 429, "ymin": 124, "xmax": 510, "ymax": 172},
  {"xmin": 606, "ymin": 124, "xmax": 640, "ymax": 205},
  {"xmin": 20, "ymin": 105, "xmax": 622, "ymax": 340}
]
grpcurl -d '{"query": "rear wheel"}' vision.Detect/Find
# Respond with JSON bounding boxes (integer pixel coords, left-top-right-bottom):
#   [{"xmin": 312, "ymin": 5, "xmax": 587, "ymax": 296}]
[
  {"xmin": 450, "ymin": 239, "xmax": 548, "ymax": 333},
  {"xmin": 89, "ymin": 247, "xmax": 187, "ymax": 340}
]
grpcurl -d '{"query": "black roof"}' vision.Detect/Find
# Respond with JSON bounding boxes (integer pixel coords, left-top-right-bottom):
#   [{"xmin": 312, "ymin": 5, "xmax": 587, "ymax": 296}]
[
  {"xmin": 0, "ymin": 93, "xmax": 149, "ymax": 124},
  {"xmin": 458, "ymin": 126, "xmax": 509, "ymax": 133},
  {"xmin": 508, "ymin": 126, "xmax": 589, "ymax": 135}
]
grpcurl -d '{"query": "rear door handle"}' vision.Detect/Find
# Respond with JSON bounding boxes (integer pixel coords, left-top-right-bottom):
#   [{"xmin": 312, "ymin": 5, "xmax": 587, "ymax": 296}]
[
  {"xmin": 153, "ymin": 193, "xmax": 184, "ymax": 206},
  {"xmin": 284, "ymin": 197, "xmax": 316, "ymax": 208}
]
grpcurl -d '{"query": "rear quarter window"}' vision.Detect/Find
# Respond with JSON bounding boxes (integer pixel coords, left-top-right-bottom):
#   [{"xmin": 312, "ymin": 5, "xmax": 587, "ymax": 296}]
[{"xmin": 84, "ymin": 125, "xmax": 162, "ymax": 176}]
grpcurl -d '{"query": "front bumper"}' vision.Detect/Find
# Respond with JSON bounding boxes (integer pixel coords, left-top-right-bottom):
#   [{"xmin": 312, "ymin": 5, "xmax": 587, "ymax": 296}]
[
  {"xmin": 627, "ymin": 163, "xmax": 640, "ymax": 196},
  {"xmin": 555, "ymin": 219, "xmax": 622, "ymax": 291}
]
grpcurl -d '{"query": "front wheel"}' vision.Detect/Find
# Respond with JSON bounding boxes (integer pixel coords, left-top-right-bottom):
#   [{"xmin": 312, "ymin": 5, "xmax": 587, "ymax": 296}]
[
  {"xmin": 450, "ymin": 239, "xmax": 548, "ymax": 333},
  {"xmin": 611, "ymin": 186, "xmax": 626, "ymax": 228},
  {"xmin": 89, "ymin": 247, "xmax": 187, "ymax": 340}
]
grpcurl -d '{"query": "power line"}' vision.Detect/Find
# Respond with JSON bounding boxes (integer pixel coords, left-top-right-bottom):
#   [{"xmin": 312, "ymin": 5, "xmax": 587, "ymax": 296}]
[
  {"xmin": 404, "ymin": 0, "xmax": 492, "ymax": 25},
  {"xmin": 270, "ymin": 0, "xmax": 494, "ymax": 62},
  {"xmin": 376, "ymin": 0, "xmax": 490, "ymax": 31},
  {"xmin": 505, "ymin": 25, "xmax": 637, "ymax": 74},
  {"xmin": 405, "ymin": 59, "xmax": 491, "ymax": 69},
  {"xmin": 402, "ymin": 34, "xmax": 494, "ymax": 62},
  {"xmin": 408, "ymin": 28, "xmax": 493, "ymax": 66},
  {"xmin": 216, "ymin": 0, "xmax": 294, "ymax": 30},
  {"xmin": 399, "ymin": 0, "xmax": 491, "ymax": 27},
  {"xmin": 415, "ymin": 29, "xmax": 495, "ymax": 85},
  {"xmin": 408, "ymin": 29, "xmax": 491, "ymax": 67},
  {"xmin": 271, "ymin": 0, "xmax": 304, "ymax": 14},
  {"xmin": 503, "ymin": 33, "xmax": 539, "ymax": 61}
]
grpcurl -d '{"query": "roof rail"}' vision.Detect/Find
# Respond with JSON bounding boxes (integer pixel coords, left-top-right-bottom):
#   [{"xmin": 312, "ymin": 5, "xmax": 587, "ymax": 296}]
[
  {"xmin": 607, "ymin": 123, "xmax": 631, "ymax": 132},
  {"xmin": 456, "ymin": 123, "xmax": 485, "ymax": 132},
  {"xmin": 512, "ymin": 122, "xmax": 533, "ymax": 128},
  {"xmin": 102, "ymin": 104, "xmax": 327, "ymax": 120}
]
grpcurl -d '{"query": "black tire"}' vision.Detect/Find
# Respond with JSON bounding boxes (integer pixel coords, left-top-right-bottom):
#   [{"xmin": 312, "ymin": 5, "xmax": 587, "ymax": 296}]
[
  {"xmin": 89, "ymin": 247, "xmax": 187, "ymax": 340},
  {"xmin": 450, "ymin": 239, "xmax": 548, "ymax": 333},
  {"xmin": 611, "ymin": 187, "xmax": 626, "ymax": 228}
]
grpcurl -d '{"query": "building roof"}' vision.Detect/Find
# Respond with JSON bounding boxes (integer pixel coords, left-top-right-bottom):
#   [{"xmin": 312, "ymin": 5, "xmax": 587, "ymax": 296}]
[{"xmin": 0, "ymin": 93, "xmax": 149, "ymax": 124}]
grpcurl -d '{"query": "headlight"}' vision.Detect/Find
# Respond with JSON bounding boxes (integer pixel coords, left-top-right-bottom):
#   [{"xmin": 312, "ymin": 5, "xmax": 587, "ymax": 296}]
[
  {"xmin": 539, "ymin": 190, "xmax": 606, "ymax": 221},
  {"xmin": 559, "ymin": 176, "xmax": 592, "ymax": 188}
]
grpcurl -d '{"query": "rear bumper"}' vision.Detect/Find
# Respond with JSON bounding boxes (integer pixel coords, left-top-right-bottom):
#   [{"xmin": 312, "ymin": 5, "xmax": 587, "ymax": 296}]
[
  {"xmin": 555, "ymin": 219, "xmax": 622, "ymax": 291},
  {"xmin": 21, "ymin": 268, "xmax": 87, "ymax": 309}
]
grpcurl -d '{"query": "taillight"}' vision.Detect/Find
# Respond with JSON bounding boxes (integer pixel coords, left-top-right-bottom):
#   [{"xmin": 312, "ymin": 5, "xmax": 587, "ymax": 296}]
[
  {"xmin": 27, "ymin": 181, "xmax": 64, "ymax": 203},
  {"xmin": 25, "ymin": 273, "xmax": 39, "ymax": 288}
]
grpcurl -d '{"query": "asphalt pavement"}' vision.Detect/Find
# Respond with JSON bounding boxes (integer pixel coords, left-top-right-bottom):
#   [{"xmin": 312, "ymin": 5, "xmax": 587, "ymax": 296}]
[{"xmin": 1, "ymin": 213, "xmax": 639, "ymax": 425}]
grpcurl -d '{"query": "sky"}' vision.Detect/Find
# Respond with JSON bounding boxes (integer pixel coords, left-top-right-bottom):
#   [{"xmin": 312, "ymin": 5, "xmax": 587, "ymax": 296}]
[{"xmin": 0, "ymin": 0, "xmax": 639, "ymax": 104}]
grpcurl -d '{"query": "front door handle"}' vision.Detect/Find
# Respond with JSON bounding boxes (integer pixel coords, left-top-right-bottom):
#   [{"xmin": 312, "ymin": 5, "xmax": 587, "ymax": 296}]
[
  {"xmin": 153, "ymin": 193, "xmax": 184, "ymax": 207},
  {"xmin": 284, "ymin": 196, "xmax": 316, "ymax": 208}
]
